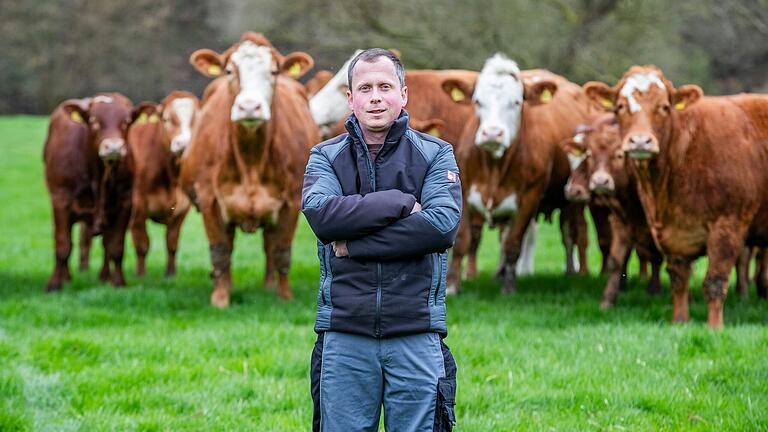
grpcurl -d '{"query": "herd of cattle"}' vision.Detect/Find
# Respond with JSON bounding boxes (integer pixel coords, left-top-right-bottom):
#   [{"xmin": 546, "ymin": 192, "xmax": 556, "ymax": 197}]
[{"xmin": 42, "ymin": 32, "xmax": 768, "ymax": 328}]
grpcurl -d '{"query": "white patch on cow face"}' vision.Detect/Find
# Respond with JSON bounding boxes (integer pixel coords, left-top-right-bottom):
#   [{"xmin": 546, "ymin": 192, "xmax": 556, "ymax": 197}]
[
  {"xmin": 229, "ymin": 42, "xmax": 276, "ymax": 124},
  {"xmin": 473, "ymin": 54, "xmax": 524, "ymax": 158},
  {"xmin": 169, "ymin": 97, "xmax": 195, "ymax": 155},
  {"xmin": 92, "ymin": 95, "xmax": 113, "ymax": 104},
  {"xmin": 619, "ymin": 73, "xmax": 666, "ymax": 113},
  {"xmin": 309, "ymin": 50, "xmax": 362, "ymax": 128}
]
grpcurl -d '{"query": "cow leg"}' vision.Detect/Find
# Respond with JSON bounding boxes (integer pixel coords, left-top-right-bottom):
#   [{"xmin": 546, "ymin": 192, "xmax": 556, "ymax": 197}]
[
  {"xmin": 200, "ymin": 199, "xmax": 235, "ymax": 308},
  {"xmin": 500, "ymin": 187, "xmax": 542, "ymax": 294},
  {"xmin": 574, "ymin": 204, "xmax": 589, "ymax": 275},
  {"xmin": 638, "ymin": 258, "xmax": 649, "ymax": 280},
  {"xmin": 560, "ymin": 209, "xmax": 576, "ymax": 275},
  {"xmin": 131, "ymin": 213, "xmax": 150, "ymax": 277},
  {"xmin": 666, "ymin": 257, "xmax": 693, "ymax": 323},
  {"xmin": 516, "ymin": 221, "xmax": 537, "ymax": 275},
  {"xmin": 262, "ymin": 229, "xmax": 277, "ymax": 291},
  {"xmin": 466, "ymin": 222, "xmax": 483, "ymax": 279},
  {"xmin": 264, "ymin": 205, "xmax": 300, "ymax": 300},
  {"xmin": 79, "ymin": 222, "xmax": 93, "ymax": 272},
  {"xmin": 703, "ymin": 224, "xmax": 746, "ymax": 329},
  {"xmin": 47, "ymin": 204, "xmax": 73, "ymax": 292},
  {"xmin": 165, "ymin": 209, "xmax": 188, "ymax": 277},
  {"xmin": 99, "ymin": 228, "xmax": 111, "ymax": 282},
  {"xmin": 590, "ymin": 204, "xmax": 612, "ymax": 275},
  {"xmin": 756, "ymin": 248, "xmax": 768, "ymax": 298},
  {"xmin": 648, "ymin": 256, "xmax": 662, "ymax": 295},
  {"xmin": 600, "ymin": 215, "xmax": 631, "ymax": 309},
  {"xmin": 447, "ymin": 208, "xmax": 472, "ymax": 295},
  {"xmin": 734, "ymin": 246, "xmax": 751, "ymax": 299}
]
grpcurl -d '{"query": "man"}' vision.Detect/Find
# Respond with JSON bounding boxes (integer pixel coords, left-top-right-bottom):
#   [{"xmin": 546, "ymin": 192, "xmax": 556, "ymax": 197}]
[{"xmin": 302, "ymin": 49, "xmax": 461, "ymax": 431}]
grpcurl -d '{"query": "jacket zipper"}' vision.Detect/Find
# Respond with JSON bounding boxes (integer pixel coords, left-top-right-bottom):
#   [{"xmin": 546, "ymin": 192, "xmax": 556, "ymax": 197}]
[{"xmin": 435, "ymin": 253, "xmax": 442, "ymax": 305}]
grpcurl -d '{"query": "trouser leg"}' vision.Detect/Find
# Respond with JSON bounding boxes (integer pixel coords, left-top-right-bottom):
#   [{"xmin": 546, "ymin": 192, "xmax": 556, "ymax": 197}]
[
  {"xmin": 382, "ymin": 333, "xmax": 456, "ymax": 432},
  {"xmin": 317, "ymin": 332, "xmax": 383, "ymax": 432}
]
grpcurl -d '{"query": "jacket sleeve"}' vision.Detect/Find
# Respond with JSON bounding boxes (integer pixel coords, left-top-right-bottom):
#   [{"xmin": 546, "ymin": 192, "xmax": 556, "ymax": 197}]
[
  {"xmin": 301, "ymin": 145, "xmax": 417, "ymax": 244},
  {"xmin": 345, "ymin": 144, "xmax": 462, "ymax": 260}
]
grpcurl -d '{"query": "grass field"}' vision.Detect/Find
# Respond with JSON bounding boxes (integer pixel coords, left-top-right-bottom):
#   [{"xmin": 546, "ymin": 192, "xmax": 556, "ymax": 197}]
[{"xmin": 0, "ymin": 116, "xmax": 766, "ymax": 431}]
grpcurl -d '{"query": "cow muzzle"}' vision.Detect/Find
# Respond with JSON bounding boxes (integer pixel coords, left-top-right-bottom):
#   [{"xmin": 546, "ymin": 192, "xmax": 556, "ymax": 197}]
[
  {"xmin": 589, "ymin": 170, "xmax": 615, "ymax": 195},
  {"xmin": 231, "ymin": 97, "xmax": 269, "ymax": 127},
  {"xmin": 170, "ymin": 136, "xmax": 190, "ymax": 155},
  {"xmin": 623, "ymin": 133, "xmax": 659, "ymax": 160},
  {"xmin": 98, "ymin": 138, "xmax": 127, "ymax": 161},
  {"xmin": 564, "ymin": 182, "xmax": 590, "ymax": 203}
]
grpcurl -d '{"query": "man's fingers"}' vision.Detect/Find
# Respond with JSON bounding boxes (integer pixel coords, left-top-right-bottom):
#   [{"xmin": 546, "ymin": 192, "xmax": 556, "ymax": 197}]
[{"xmin": 411, "ymin": 202, "xmax": 422, "ymax": 214}]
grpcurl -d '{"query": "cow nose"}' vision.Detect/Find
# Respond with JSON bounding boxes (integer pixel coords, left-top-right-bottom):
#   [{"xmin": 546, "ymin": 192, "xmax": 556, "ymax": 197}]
[
  {"xmin": 629, "ymin": 134, "xmax": 653, "ymax": 147},
  {"xmin": 99, "ymin": 138, "xmax": 126, "ymax": 160},
  {"xmin": 170, "ymin": 137, "xmax": 189, "ymax": 154},
  {"xmin": 238, "ymin": 99, "xmax": 262, "ymax": 117},
  {"xmin": 481, "ymin": 126, "xmax": 504, "ymax": 142},
  {"xmin": 565, "ymin": 184, "xmax": 590, "ymax": 203},
  {"xmin": 590, "ymin": 171, "xmax": 615, "ymax": 194}
]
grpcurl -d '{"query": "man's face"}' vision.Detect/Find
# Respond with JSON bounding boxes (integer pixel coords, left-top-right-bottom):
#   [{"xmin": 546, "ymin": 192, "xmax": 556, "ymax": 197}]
[{"xmin": 347, "ymin": 57, "xmax": 408, "ymax": 135}]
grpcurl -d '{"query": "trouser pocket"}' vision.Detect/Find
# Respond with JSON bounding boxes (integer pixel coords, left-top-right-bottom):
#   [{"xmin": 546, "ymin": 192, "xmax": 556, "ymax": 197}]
[{"xmin": 434, "ymin": 376, "xmax": 456, "ymax": 431}]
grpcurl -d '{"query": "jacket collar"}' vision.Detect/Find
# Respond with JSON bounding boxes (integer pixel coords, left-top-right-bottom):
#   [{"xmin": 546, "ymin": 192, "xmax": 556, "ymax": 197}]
[{"xmin": 344, "ymin": 109, "xmax": 411, "ymax": 148}]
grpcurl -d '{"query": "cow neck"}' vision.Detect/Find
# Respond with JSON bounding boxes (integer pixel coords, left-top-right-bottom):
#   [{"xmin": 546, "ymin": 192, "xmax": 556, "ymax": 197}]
[
  {"xmin": 479, "ymin": 139, "xmax": 520, "ymax": 198},
  {"xmin": 630, "ymin": 140, "xmax": 672, "ymax": 252},
  {"xmin": 228, "ymin": 92, "xmax": 277, "ymax": 187}
]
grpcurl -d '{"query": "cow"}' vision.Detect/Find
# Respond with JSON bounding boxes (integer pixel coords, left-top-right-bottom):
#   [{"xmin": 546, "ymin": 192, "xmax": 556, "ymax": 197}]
[
  {"xmin": 562, "ymin": 115, "xmax": 664, "ymax": 308},
  {"xmin": 179, "ymin": 32, "xmax": 318, "ymax": 307},
  {"xmin": 127, "ymin": 91, "xmax": 200, "ymax": 276},
  {"xmin": 43, "ymin": 93, "xmax": 137, "ymax": 291},
  {"xmin": 442, "ymin": 54, "xmax": 594, "ymax": 294},
  {"xmin": 584, "ymin": 65, "xmax": 768, "ymax": 327},
  {"xmin": 305, "ymin": 69, "xmax": 335, "ymax": 98},
  {"xmin": 308, "ymin": 51, "xmax": 492, "ymax": 281}
]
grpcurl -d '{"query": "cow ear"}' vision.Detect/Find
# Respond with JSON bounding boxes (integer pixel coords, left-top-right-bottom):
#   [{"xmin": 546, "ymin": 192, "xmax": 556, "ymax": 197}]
[
  {"xmin": 411, "ymin": 118, "xmax": 445, "ymax": 137},
  {"xmin": 672, "ymin": 84, "xmax": 703, "ymax": 111},
  {"xmin": 131, "ymin": 102, "xmax": 161, "ymax": 125},
  {"xmin": 62, "ymin": 98, "xmax": 91, "ymax": 124},
  {"xmin": 441, "ymin": 79, "xmax": 474, "ymax": 105},
  {"xmin": 524, "ymin": 80, "xmax": 558, "ymax": 106},
  {"xmin": 190, "ymin": 49, "xmax": 225, "ymax": 77},
  {"xmin": 280, "ymin": 52, "xmax": 314, "ymax": 79},
  {"xmin": 584, "ymin": 81, "xmax": 616, "ymax": 111}
]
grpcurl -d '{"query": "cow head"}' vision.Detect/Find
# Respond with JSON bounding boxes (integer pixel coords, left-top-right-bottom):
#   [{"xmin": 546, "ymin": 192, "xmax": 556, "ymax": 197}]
[
  {"xmin": 133, "ymin": 91, "xmax": 201, "ymax": 157},
  {"xmin": 309, "ymin": 50, "xmax": 362, "ymax": 136},
  {"xmin": 583, "ymin": 117, "xmax": 624, "ymax": 196},
  {"xmin": 561, "ymin": 124, "xmax": 593, "ymax": 203},
  {"xmin": 584, "ymin": 65, "xmax": 702, "ymax": 161},
  {"xmin": 190, "ymin": 32, "xmax": 313, "ymax": 129},
  {"xmin": 443, "ymin": 54, "xmax": 558, "ymax": 159},
  {"xmin": 63, "ymin": 94, "xmax": 137, "ymax": 162}
]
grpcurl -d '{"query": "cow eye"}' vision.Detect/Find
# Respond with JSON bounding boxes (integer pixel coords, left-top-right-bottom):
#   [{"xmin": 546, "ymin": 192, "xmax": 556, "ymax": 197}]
[{"xmin": 659, "ymin": 104, "xmax": 671, "ymax": 115}]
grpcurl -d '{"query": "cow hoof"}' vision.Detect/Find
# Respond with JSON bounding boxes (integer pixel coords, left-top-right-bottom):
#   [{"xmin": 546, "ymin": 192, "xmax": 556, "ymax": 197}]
[
  {"xmin": 211, "ymin": 290, "xmax": 230, "ymax": 309},
  {"xmin": 112, "ymin": 277, "xmax": 126, "ymax": 287},
  {"xmin": 164, "ymin": 269, "xmax": 176, "ymax": 278},
  {"xmin": 599, "ymin": 300, "xmax": 614, "ymax": 310},
  {"xmin": 98, "ymin": 270, "xmax": 110, "ymax": 282},
  {"xmin": 278, "ymin": 290, "xmax": 293, "ymax": 301},
  {"xmin": 45, "ymin": 281, "xmax": 62, "ymax": 292}
]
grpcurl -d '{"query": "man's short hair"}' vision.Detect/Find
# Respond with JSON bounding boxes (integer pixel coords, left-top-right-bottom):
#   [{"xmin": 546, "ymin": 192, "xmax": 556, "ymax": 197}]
[{"xmin": 347, "ymin": 48, "xmax": 405, "ymax": 89}]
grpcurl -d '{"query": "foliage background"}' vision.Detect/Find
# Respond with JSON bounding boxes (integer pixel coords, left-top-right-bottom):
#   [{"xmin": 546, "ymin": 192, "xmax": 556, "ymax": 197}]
[{"xmin": 2, "ymin": 0, "xmax": 768, "ymax": 114}]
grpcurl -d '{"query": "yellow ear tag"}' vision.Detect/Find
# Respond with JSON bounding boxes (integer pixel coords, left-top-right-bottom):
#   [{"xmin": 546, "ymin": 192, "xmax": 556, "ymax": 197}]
[
  {"xmin": 135, "ymin": 112, "xmax": 148, "ymax": 124},
  {"xmin": 450, "ymin": 87, "xmax": 465, "ymax": 102},
  {"xmin": 600, "ymin": 98, "xmax": 614, "ymax": 109},
  {"xmin": 427, "ymin": 127, "xmax": 440, "ymax": 137},
  {"xmin": 288, "ymin": 62, "xmax": 302, "ymax": 78},
  {"xmin": 207, "ymin": 64, "xmax": 221, "ymax": 76},
  {"xmin": 570, "ymin": 148, "xmax": 583, "ymax": 156},
  {"xmin": 540, "ymin": 88, "xmax": 552, "ymax": 103},
  {"xmin": 675, "ymin": 101, "xmax": 686, "ymax": 110},
  {"xmin": 70, "ymin": 111, "xmax": 84, "ymax": 123},
  {"xmin": 149, "ymin": 114, "xmax": 160, "ymax": 123}
]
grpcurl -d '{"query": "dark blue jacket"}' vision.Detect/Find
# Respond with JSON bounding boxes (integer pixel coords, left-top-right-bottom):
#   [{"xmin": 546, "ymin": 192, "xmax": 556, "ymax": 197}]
[{"xmin": 302, "ymin": 110, "xmax": 462, "ymax": 338}]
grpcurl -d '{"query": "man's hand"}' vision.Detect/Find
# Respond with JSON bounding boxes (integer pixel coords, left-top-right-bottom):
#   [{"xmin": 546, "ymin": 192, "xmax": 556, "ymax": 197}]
[
  {"xmin": 410, "ymin": 202, "xmax": 422, "ymax": 214},
  {"xmin": 332, "ymin": 240, "xmax": 349, "ymax": 257}
]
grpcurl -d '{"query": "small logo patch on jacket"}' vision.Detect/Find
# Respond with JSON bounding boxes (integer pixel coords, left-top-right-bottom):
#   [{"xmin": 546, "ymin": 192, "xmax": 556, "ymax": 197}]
[{"xmin": 446, "ymin": 170, "xmax": 457, "ymax": 183}]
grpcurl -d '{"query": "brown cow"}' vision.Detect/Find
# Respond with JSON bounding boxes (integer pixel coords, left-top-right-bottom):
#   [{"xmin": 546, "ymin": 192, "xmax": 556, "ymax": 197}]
[
  {"xmin": 442, "ymin": 55, "xmax": 594, "ymax": 294},
  {"xmin": 584, "ymin": 65, "xmax": 768, "ymax": 327},
  {"xmin": 127, "ymin": 91, "xmax": 200, "ymax": 276},
  {"xmin": 44, "ymin": 93, "xmax": 137, "ymax": 291},
  {"xmin": 180, "ymin": 32, "xmax": 318, "ymax": 307},
  {"xmin": 562, "ymin": 115, "xmax": 664, "ymax": 307},
  {"xmin": 305, "ymin": 69, "xmax": 334, "ymax": 98}
]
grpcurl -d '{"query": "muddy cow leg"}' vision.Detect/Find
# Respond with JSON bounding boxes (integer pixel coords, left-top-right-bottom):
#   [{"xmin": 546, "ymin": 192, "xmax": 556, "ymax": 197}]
[
  {"xmin": 79, "ymin": 222, "xmax": 93, "ymax": 272},
  {"xmin": 500, "ymin": 186, "xmax": 543, "ymax": 294},
  {"xmin": 47, "ymin": 202, "xmax": 73, "ymax": 292},
  {"xmin": 590, "ymin": 204, "xmax": 612, "ymax": 275},
  {"xmin": 666, "ymin": 256, "xmax": 693, "ymax": 324},
  {"xmin": 600, "ymin": 214, "xmax": 632, "ymax": 309},
  {"xmin": 703, "ymin": 222, "xmax": 747, "ymax": 329},
  {"xmin": 200, "ymin": 198, "xmax": 235, "ymax": 308},
  {"xmin": 466, "ymin": 222, "xmax": 483, "ymax": 279},
  {"xmin": 262, "ymin": 227, "xmax": 277, "ymax": 291},
  {"xmin": 263, "ymin": 204, "xmax": 300, "ymax": 300},
  {"xmin": 130, "ymin": 206, "xmax": 150, "ymax": 277}
]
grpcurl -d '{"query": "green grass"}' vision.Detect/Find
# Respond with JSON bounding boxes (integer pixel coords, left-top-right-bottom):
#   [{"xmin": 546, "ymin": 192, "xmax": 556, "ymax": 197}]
[{"xmin": 0, "ymin": 115, "xmax": 766, "ymax": 431}]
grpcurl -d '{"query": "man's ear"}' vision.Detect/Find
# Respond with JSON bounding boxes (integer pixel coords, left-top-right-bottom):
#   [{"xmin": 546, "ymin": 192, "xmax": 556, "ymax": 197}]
[
  {"xmin": 62, "ymin": 98, "xmax": 91, "ymax": 124},
  {"xmin": 280, "ymin": 52, "xmax": 314, "ymax": 79},
  {"xmin": 524, "ymin": 80, "xmax": 558, "ymax": 106},
  {"xmin": 441, "ymin": 79, "xmax": 474, "ymax": 105},
  {"xmin": 584, "ymin": 81, "xmax": 617, "ymax": 111},
  {"xmin": 190, "ymin": 48, "xmax": 225, "ymax": 78},
  {"xmin": 131, "ymin": 102, "xmax": 162, "ymax": 125},
  {"xmin": 671, "ymin": 84, "xmax": 703, "ymax": 111}
]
